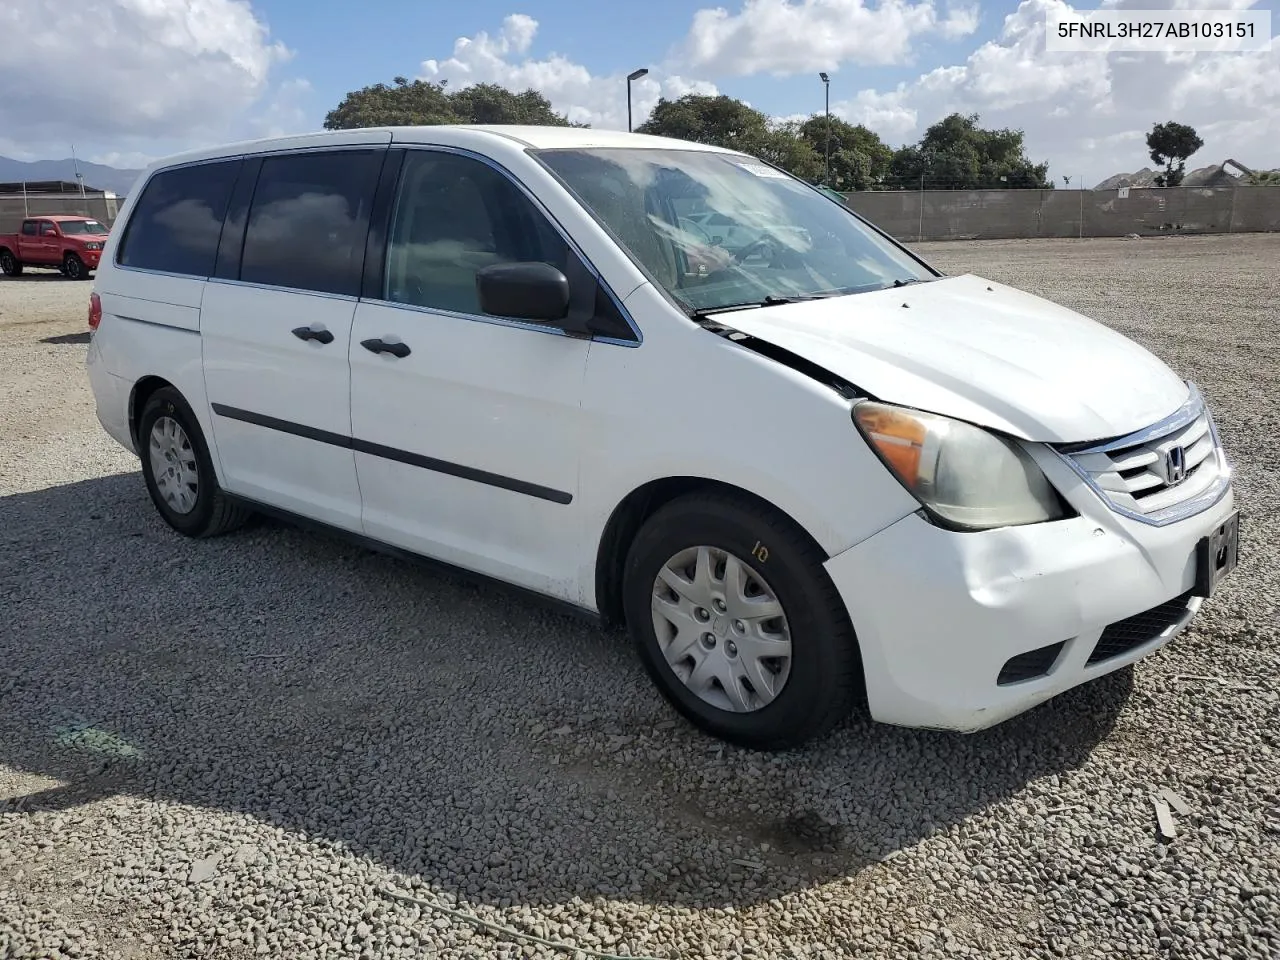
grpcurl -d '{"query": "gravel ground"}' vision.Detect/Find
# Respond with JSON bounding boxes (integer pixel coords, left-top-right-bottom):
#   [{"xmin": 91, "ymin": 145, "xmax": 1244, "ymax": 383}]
[{"xmin": 2, "ymin": 235, "xmax": 1278, "ymax": 960}]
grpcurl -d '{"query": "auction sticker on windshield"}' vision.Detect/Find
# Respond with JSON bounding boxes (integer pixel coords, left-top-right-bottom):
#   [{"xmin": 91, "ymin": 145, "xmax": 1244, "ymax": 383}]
[{"xmin": 735, "ymin": 161, "xmax": 791, "ymax": 179}]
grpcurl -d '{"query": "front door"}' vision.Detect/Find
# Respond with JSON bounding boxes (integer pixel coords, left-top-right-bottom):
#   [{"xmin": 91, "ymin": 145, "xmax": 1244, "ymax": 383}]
[
  {"xmin": 348, "ymin": 149, "xmax": 590, "ymax": 599},
  {"xmin": 200, "ymin": 146, "xmax": 387, "ymax": 531},
  {"xmin": 36, "ymin": 221, "xmax": 59, "ymax": 264}
]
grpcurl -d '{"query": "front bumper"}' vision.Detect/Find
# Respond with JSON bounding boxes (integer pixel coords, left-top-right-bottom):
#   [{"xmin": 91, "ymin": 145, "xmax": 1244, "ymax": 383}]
[{"xmin": 824, "ymin": 485, "xmax": 1236, "ymax": 732}]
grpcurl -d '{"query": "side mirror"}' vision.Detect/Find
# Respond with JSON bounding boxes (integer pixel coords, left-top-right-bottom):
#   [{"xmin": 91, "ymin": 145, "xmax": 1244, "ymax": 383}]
[{"xmin": 475, "ymin": 261, "xmax": 570, "ymax": 323}]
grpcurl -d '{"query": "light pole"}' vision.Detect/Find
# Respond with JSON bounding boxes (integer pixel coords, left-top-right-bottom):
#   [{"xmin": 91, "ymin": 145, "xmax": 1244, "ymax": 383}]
[
  {"xmin": 818, "ymin": 72, "xmax": 830, "ymax": 186},
  {"xmin": 627, "ymin": 68, "xmax": 648, "ymax": 132}
]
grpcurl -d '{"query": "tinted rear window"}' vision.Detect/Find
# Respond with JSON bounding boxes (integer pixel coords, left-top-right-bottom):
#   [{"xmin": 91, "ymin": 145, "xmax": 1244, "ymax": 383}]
[
  {"xmin": 117, "ymin": 160, "xmax": 241, "ymax": 276},
  {"xmin": 239, "ymin": 150, "xmax": 383, "ymax": 297}
]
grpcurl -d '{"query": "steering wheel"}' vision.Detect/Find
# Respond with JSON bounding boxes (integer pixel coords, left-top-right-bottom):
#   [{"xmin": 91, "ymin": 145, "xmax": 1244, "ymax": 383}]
[{"xmin": 732, "ymin": 237, "xmax": 775, "ymax": 263}]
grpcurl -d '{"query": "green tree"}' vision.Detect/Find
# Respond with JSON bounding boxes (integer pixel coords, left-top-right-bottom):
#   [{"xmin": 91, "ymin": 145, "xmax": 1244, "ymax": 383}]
[
  {"xmin": 445, "ymin": 82, "xmax": 581, "ymax": 126},
  {"xmin": 323, "ymin": 76, "xmax": 580, "ymax": 130},
  {"xmin": 886, "ymin": 113, "xmax": 1051, "ymax": 190},
  {"xmin": 1146, "ymin": 121, "xmax": 1204, "ymax": 187},
  {"xmin": 796, "ymin": 116, "xmax": 893, "ymax": 190},
  {"xmin": 637, "ymin": 94, "xmax": 772, "ymax": 149},
  {"xmin": 757, "ymin": 120, "xmax": 824, "ymax": 183},
  {"xmin": 324, "ymin": 77, "xmax": 456, "ymax": 129},
  {"xmin": 637, "ymin": 95, "xmax": 824, "ymax": 180}
]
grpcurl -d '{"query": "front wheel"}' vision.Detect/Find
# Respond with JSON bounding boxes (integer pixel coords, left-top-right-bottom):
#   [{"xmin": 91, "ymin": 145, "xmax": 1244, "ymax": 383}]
[
  {"xmin": 622, "ymin": 491, "xmax": 864, "ymax": 750},
  {"xmin": 0, "ymin": 250, "xmax": 21, "ymax": 276},
  {"xmin": 138, "ymin": 387, "xmax": 252, "ymax": 538},
  {"xmin": 63, "ymin": 253, "xmax": 89, "ymax": 280}
]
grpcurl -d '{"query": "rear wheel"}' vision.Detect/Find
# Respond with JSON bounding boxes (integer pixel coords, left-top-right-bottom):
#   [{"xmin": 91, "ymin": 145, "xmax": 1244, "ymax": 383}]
[
  {"xmin": 63, "ymin": 253, "xmax": 89, "ymax": 280},
  {"xmin": 622, "ymin": 491, "xmax": 864, "ymax": 750},
  {"xmin": 0, "ymin": 250, "xmax": 21, "ymax": 276},
  {"xmin": 138, "ymin": 387, "xmax": 252, "ymax": 538}
]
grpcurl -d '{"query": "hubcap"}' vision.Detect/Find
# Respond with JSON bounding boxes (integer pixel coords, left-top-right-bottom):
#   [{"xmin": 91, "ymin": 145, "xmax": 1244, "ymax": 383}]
[
  {"xmin": 650, "ymin": 545, "xmax": 792, "ymax": 713},
  {"xmin": 148, "ymin": 416, "xmax": 199, "ymax": 514}
]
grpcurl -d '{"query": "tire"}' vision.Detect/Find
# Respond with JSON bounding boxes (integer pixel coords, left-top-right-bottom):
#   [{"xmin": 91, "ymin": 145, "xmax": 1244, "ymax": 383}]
[
  {"xmin": 622, "ymin": 490, "xmax": 864, "ymax": 751},
  {"xmin": 63, "ymin": 253, "xmax": 89, "ymax": 280},
  {"xmin": 137, "ymin": 386, "xmax": 252, "ymax": 538},
  {"xmin": 0, "ymin": 250, "xmax": 21, "ymax": 276}
]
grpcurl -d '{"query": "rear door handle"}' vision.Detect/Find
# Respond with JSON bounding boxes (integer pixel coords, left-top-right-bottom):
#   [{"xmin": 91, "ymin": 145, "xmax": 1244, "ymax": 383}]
[
  {"xmin": 361, "ymin": 337, "xmax": 411, "ymax": 358},
  {"xmin": 292, "ymin": 325, "xmax": 334, "ymax": 345}
]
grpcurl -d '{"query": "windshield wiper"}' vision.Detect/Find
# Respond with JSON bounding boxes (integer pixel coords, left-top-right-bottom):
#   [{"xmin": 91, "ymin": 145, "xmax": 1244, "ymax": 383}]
[{"xmin": 689, "ymin": 292, "xmax": 840, "ymax": 319}]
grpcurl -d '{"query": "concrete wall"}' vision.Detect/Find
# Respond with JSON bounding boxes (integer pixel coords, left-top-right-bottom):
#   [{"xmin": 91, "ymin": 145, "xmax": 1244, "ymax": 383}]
[
  {"xmin": 0, "ymin": 195, "xmax": 120, "ymax": 235},
  {"xmin": 842, "ymin": 186, "xmax": 1280, "ymax": 242}
]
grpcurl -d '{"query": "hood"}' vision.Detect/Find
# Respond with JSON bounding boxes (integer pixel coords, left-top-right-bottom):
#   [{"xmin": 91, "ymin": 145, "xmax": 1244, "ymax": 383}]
[{"xmin": 720, "ymin": 273, "xmax": 1189, "ymax": 443}]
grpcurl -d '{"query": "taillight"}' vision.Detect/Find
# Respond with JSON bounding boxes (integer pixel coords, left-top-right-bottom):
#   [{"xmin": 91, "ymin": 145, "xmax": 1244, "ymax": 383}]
[{"xmin": 88, "ymin": 292, "xmax": 102, "ymax": 330}]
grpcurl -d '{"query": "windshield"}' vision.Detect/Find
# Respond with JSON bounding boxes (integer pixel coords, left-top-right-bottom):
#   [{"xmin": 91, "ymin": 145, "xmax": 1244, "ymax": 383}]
[
  {"xmin": 535, "ymin": 148, "xmax": 934, "ymax": 314},
  {"xmin": 58, "ymin": 220, "xmax": 108, "ymax": 235}
]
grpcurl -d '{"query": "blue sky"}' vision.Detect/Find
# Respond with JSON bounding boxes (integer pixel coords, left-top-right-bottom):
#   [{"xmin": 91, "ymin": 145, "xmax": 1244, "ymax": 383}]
[
  {"xmin": 248, "ymin": 0, "xmax": 994, "ymax": 130},
  {"xmin": 2, "ymin": 0, "xmax": 1277, "ymax": 188}
]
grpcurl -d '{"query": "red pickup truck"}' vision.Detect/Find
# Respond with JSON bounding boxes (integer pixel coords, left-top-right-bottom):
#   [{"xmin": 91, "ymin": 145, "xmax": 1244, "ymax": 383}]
[{"xmin": 0, "ymin": 215, "xmax": 110, "ymax": 281}]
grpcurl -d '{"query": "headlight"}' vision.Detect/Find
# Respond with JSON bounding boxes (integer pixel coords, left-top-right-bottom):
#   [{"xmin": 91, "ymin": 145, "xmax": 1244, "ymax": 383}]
[
  {"xmin": 852, "ymin": 401, "xmax": 1066, "ymax": 530},
  {"xmin": 85, "ymin": 242, "xmax": 102, "ymax": 251}
]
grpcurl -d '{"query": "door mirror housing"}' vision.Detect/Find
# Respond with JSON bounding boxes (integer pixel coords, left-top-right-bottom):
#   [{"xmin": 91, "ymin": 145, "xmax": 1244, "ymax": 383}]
[{"xmin": 476, "ymin": 262, "xmax": 571, "ymax": 323}]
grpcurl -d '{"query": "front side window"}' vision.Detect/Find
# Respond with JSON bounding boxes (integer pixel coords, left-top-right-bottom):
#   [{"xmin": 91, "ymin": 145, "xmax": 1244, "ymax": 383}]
[
  {"xmin": 39, "ymin": 222, "xmax": 58, "ymax": 236},
  {"xmin": 59, "ymin": 220, "xmax": 108, "ymax": 235},
  {"xmin": 383, "ymin": 151, "xmax": 569, "ymax": 316},
  {"xmin": 240, "ymin": 149, "xmax": 382, "ymax": 297},
  {"xmin": 536, "ymin": 148, "xmax": 934, "ymax": 314},
  {"xmin": 117, "ymin": 160, "xmax": 241, "ymax": 276}
]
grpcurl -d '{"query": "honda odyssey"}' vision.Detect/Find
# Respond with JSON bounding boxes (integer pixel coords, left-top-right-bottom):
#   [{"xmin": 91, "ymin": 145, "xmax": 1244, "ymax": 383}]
[{"xmin": 85, "ymin": 125, "xmax": 1239, "ymax": 749}]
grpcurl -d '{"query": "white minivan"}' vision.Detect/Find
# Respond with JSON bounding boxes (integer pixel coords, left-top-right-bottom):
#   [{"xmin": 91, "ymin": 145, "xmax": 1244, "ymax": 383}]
[{"xmin": 86, "ymin": 125, "xmax": 1239, "ymax": 749}]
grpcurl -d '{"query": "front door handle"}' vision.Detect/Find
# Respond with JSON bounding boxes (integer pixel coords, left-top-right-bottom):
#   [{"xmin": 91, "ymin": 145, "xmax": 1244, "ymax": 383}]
[
  {"xmin": 361, "ymin": 337, "xmax": 411, "ymax": 358},
  {"xmin": 292, "ymin": 325, "xmax": 334, "ymax": 345}
]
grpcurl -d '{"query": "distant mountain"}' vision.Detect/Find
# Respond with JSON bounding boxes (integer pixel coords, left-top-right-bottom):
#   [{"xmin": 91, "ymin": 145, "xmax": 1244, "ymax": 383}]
[
  {"xmin": 0, "ymin": 156, "xmax": 143, "ymax": 196},
  {"xmin": 1093, "ymin": 161, "xmax": 1273, "ymax": 191}
]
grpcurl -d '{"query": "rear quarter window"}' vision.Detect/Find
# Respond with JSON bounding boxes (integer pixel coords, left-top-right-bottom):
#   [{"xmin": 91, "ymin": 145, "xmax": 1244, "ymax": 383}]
[{"xmin": 117, "ymin": 160, "xmax": 242, "ymax": 276}]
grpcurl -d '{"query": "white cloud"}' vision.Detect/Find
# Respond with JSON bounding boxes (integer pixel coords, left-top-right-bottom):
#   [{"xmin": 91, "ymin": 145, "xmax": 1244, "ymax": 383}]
[
  {"xmin": 420, "ymin": 14, "xmax": 721, "ymax": 130},
  {"xmin": 88, "ymin": 150, "xmax": 159, "ymax": 170},
  {"xmin": 836, "ymin": 0, "xmax": 1280, "ymax": 185},
  {"xmin": 680, "ymin": 0, "xmax": 981, "ymax": 75},
  {"xmin": 0, "ymin": 0, "xmax": 291, "ymax": 160},
  {"xmin": 832, "ymin": 89, "xmax": 921, "ymax": 139},
  {"xmin": 248, "ymin": 78, "xmax": 315, "ymax": 140}
]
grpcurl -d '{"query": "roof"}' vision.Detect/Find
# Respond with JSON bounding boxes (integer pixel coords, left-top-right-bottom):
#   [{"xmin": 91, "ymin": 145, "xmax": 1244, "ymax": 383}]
[
  {"xmin": 410, "ymin": 124, "xmax": 734, "ymax": 152},
  {"xmin": 140, "ymin": 124, "xmax": 738, "ymax": 174}
]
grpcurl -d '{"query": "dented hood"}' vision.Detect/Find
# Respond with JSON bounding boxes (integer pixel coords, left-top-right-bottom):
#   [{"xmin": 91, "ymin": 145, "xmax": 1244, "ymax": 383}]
[{"xmin": 721, "ymin": 273, "xmax": 1189, "ymax": 443}]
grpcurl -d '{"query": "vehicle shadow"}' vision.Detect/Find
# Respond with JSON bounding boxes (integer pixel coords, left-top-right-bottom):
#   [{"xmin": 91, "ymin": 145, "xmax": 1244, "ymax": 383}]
[
  {"xmin": 0, "ymin": 473, "xmax": 1133, "ymax": 910},
  {"xmin": 0, "ymin": 271, "xmax": 81, "ymax": 282},
  {"xmin": 40, "ymin": 331, "xmax": 91, "ymax": 345}
]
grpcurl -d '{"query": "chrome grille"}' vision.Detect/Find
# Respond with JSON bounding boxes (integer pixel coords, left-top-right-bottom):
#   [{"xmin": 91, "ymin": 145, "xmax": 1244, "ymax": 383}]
[{"xmin": 1055, "ymin": 383, "xmax": 1230, "ymax": 526}]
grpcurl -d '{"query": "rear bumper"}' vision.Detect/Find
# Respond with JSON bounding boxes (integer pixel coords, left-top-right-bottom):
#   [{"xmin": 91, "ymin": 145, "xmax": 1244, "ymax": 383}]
[
  {"xmin": 823, "ymin": 488, "xmax": 1236, "ymax": 732},
  {"xmin": 86, "ymin": 340, "xmax": 135, "ymax": 455}
]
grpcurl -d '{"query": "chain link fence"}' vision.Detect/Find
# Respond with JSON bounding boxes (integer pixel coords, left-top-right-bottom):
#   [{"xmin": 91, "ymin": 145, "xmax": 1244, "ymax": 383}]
[{"xmin": 840, "ymin": 185, "xmax": 1280, "ymax": 242}]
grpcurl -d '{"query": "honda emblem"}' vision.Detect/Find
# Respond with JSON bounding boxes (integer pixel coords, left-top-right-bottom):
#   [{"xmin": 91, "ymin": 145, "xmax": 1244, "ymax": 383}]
[{"xmin": 1165, "ymin": 445, "xmax": 1187, "ymax": 485}]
